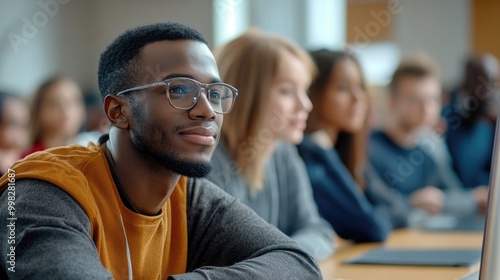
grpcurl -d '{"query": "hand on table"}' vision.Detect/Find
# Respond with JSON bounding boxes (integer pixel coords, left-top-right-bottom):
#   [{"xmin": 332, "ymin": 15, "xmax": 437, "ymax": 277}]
[
  {"xmin": 473, "ymin": 185, "xmax": 489, "ymax": 214},
  {"xmin": 410, "ymin": 186, "xmax": 444, "ymax": 214}
]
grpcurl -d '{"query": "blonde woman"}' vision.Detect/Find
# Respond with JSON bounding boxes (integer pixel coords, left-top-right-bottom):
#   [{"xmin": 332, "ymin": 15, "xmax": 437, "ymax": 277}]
[{"xmin": 207, "ymin": 29, "xmax": 334, "ymax": 261}]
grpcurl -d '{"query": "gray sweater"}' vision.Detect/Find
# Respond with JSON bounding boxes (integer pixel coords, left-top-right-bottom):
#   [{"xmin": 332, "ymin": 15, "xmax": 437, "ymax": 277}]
[
  {"xmin": 207, "ymin": 141, "xmax": 335, "ymax": 261},
  {"xmin": 0, "ymin": 178, "xmax": 322, "ymax": 279}
]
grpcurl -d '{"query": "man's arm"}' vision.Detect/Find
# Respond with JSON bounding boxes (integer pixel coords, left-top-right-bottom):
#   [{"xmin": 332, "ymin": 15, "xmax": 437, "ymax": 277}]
[
  {"xmin": 424, "ymin": 149, "xmax": 478, "ymax": 215},
  {"xmin": 0, "ymin": 179, "xmax": 113, "ymax": 279},
  {"xmin": 171, "ymin": 178, "xmax": 322, "ymax": 280},
  {"xmin": 365, "ymin": 163, "xmax": 410, "ymax": 229}
]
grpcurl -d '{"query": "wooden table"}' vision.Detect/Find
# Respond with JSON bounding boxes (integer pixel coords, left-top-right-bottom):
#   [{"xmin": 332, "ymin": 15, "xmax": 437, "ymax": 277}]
[{"xmin": 319, "ymin": 229, "xmax": 483, "ymax": 280}]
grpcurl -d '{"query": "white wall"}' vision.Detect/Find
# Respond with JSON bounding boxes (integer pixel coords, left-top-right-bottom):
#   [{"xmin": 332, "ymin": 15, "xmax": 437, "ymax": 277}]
[
  {"xmin": 245, "ymin": 0, "xmax": 470, "ymax": 87},
  {"xmin": 0, "ymin": 0, "xmax": 68, "ymax": 95},
  {"xmin": 213, "ymin": 0, "xmax": 249, "ymax": 47},
  {"xmin": 249, "ymin": 0, "xmax": 307, "ymax": 45},
  {"xmin": 393, "ymin": 0, "xmax": 471, "ymax": 88},
  {"xmin": 87, "ymin": 0, "xmax": 214, "ymax": 92},
  {"xmin": 247, "ymin": 0, "xmax": 346, "ymax": 50},
  {"xmin": 0, "ymin": 0, "xmax": 472, "ymax": 95},
  {"xmin": 0, "ymin": 0, "xmax": 214, "ymax": 95}
]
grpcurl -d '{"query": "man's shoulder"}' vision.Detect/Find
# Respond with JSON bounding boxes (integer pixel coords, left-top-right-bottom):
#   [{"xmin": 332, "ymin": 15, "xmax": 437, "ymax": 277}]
[
  {"xmin": 186, "ymin": 177, "xmax": 234, "ymax": 201},
  {"xmin": 369, "ymin": 130, "xmax": 412, "ymax": 154},
  {"xmin": 184, "ymin": 177, "xmax": 240, "ymax": 223},
  {"xmin": 17, "ymin": 143, "xmax": 102, "ymax": 169},
  {"xmin": 7, "ymin": 144, "xmax": 102, "ymax": 179},
  {"xmin": 368, "ymin": 130, "xmax": 390, "ymax": 154},
  {"xmin": 0, "ymin": 144, "xmax": 107, "ymax": 206},
  {"xmin": 29, "ymin": 143, "xmax": 102, "ymax": 162}
]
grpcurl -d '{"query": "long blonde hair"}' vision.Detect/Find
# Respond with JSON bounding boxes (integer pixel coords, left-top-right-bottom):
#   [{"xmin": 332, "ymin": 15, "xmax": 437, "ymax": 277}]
[{"xmin": 215, "ymin": 29, "xmax": 316, "ymax": 191}]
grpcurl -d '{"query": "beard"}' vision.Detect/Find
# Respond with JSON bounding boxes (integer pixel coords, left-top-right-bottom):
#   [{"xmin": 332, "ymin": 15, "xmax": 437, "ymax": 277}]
[{"xmin": 130, "ymin": 104, "xmax": 212, "ymax": 178}]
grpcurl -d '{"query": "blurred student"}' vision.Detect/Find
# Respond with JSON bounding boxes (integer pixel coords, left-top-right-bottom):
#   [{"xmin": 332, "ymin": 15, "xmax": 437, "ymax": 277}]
[
  {"xmin": 0, "ymin": 92, "xmax": 29, "ymax": 176},
  {"xmin": 23, "ymin": 77, "xmax": 85, "ymax": 156},
  {"xmin": 297, "ymin": 50, "xmax": 410, "ymax": 243},
  {"xmin": 74, "ymin": 92, "xmax": 110, "ymax": 146},
  {"xmin": 207, "ymin": 29, "xmax": 334, "ymax": 260},
  {"xmin": 443, "ymin": 54, "xmax": 499, "ymax": 196},
  {"xmin": 369, "ymin": 55, "xmax": 479, "ymax": 216}
]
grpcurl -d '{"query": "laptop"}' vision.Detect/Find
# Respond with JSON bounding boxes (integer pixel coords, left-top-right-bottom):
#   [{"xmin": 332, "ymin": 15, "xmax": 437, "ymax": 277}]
[{"xmin": 344, "ymin": 248, "xmax": 481, "ymax": 267}]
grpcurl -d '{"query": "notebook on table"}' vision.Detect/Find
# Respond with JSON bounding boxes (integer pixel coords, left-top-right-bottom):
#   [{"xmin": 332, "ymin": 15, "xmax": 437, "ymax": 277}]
[
  {"xmin": 420, "ymin": 214, "xmax": 485, "ymax": 232},
  {"xmin": 343, "ymin": 248, "xmax": 481, "ymax": 267}
]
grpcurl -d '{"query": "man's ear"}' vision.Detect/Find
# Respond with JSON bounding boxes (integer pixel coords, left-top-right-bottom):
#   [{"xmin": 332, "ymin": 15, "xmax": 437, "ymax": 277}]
[{"xmin": 104, "ymin": 95, "xmax": 129, "ymax": 129}]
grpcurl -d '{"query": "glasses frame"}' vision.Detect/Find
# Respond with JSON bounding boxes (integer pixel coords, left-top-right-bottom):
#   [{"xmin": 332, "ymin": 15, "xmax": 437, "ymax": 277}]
[{"xmin": 115, "ymin": 77, "xmax": 238, "ymax": 114}]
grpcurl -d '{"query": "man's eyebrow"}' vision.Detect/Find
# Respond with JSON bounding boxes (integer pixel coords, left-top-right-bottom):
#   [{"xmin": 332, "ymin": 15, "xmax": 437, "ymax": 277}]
[
  {"xmin": 161, "ymin": 74, "xmax": 194, "ymax": 80},
  {"xmin": 160, "ymin": 74, "xmax": 222, "ymax": 84}
]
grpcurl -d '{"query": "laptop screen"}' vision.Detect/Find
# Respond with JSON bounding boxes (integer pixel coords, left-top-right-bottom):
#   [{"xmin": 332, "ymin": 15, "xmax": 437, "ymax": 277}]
[{"xmin": 478, "ymin": 109, "xmax": 500, "ymax": 279}]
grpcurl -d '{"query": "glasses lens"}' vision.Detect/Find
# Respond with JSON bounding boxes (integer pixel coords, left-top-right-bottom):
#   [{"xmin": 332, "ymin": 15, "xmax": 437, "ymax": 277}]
[
  {"xmin": 167, "ymin": 79, "xmax": 198, "ymax": 109},
  {"xmin": 208, "ymin": 85, "xmax": 234, "ymax": 113}
]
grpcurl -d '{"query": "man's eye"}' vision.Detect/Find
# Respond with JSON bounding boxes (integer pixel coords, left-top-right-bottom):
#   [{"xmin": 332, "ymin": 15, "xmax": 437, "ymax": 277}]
[
  {"xmin": 210, "ymin": 90, "xmax": 222, "ymax": 100},
  {"xmin": 169, "ymin": 86, "xmax": 188, "ymax": 95}
]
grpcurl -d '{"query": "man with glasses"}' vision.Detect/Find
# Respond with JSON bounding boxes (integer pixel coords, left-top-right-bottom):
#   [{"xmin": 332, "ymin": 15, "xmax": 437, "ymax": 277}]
[{"xmin": 0, "ymin": 22, "xmax": 322, "ymax": 279}]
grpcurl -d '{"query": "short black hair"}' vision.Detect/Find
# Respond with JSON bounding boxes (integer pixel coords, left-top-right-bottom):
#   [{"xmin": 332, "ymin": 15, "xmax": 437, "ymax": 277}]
[{"xmin": 97, "ymin": 22, "xmax": 208, "ymax": 101}]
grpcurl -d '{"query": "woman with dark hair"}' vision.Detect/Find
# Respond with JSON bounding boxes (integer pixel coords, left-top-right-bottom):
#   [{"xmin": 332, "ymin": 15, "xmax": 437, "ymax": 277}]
[
  {"xmin": 297, "ymin": 49, "xmax": 410, "ymax": 243},
  {"xmin": 0, "ymin": 92, "xmax": 29, "ymax": 175},
  {"xmin": 23, "ymin": 76, "xmax": 85, "ymax": 156}
]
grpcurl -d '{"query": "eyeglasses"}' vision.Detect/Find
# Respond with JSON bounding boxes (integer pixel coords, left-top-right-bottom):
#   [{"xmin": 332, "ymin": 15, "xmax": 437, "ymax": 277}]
[{"xmin": 116, "ymin": 77, "xmax": 238, "ymax": 114}]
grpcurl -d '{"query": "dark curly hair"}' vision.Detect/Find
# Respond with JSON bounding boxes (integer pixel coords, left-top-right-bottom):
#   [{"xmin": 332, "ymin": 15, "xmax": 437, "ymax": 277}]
[{"xmin": 97, "ymin": 22, "xmax": 208, "ymax": 101}]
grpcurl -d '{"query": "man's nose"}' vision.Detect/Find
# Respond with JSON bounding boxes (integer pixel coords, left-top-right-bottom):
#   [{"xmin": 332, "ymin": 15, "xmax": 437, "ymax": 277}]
[{"xmin": 189, "ymin": 88, "xmax": 217, "ymax": 120}]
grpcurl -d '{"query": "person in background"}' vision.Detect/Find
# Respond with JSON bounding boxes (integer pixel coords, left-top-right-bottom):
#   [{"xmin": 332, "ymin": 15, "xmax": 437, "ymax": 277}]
[
  {"xmin": 23, "ymin": 76, "xmax": 85, "ymax": 156},
  {"xmin": 297, "ymin": 49, "xmax": 410, "ymax": 243},
  {"xmin": 369, "ymin": 55, "xmax": 481, "ymax": 216},
  {"xmin": 207, "ymin": 29, "xmax": 335, "ymax": 260},
  {"xmin": 0, "ymin": 92, "xmax": 29, "ymax": 176},
  {"xmin": 0, "ymin": 22, "xmax": 322, "ymax": 279},
  {"xmin": 74, "ymin": 91, "xmax": 110, "ymax": 146},
  {"xmin": 414, "ymin": 116, "xmax": 472, "ymax": 211},
  {"xmin": 442, "ymin": 53, "xmax": 498, "ymax": 212}
]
